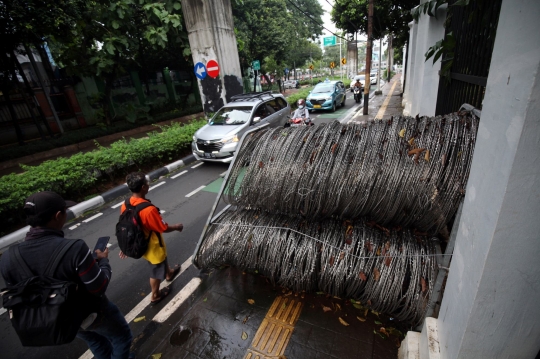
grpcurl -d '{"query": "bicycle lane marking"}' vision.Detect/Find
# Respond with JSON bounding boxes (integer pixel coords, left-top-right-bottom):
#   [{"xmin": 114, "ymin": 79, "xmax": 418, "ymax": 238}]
[{"xmin": 374, "ymin": 79, "xmax": 398, "ymax": 120}]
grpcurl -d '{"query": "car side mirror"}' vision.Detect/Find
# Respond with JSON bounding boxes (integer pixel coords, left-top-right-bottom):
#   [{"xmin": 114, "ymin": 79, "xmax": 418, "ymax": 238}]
[{"xmin": 252, "ymin": 116, "xmax": 261, "ymax": 124}]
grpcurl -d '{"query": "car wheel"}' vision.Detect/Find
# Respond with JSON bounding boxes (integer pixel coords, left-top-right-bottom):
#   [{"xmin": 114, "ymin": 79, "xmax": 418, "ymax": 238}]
[
  {"xmin": 341, "ymin": 96, "xmax": 346, "ymax": 107},
  {"xmin": 331, "ymin": 102, "xmax": 336, "ymax": 112}
]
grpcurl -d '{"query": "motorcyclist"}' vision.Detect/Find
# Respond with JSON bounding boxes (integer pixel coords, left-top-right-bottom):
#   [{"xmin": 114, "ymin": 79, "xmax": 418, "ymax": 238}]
[
  {"xmin": 353, "ymin": 79, "xmax": 363, "ymax": 90},
  {"xmin": 289, "ymin": 99, "xmax": 312, "ymax": 126}
]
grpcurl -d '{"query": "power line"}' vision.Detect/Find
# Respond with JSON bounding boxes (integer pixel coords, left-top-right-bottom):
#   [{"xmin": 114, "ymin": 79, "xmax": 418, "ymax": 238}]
[
  {"xmin": 284, "ymin": 0, "xmax": 348, "ymax": 41},
  {"xmin": 324, "ymin": 0, "xmax": 360, "ymax": 33}
]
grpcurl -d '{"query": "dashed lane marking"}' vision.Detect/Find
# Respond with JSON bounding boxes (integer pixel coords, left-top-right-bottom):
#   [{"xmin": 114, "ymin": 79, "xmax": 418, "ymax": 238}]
[
  {"xmin": 244, "ymin": 295, "xmax": 304, "ymax": 359},
  {"xmin": 149, "ymin": 182, "xmax": 166, "ymax": 191},
  {"xmin": 171, "ymin": 170, "xmax": 188, "ymax": 179},
  {"xmin": 82, "ymin": 213, "xmax": 103, "ymax": 223},
  {"xmin": 185, "ymin": 185, "xmax": 206, "ymax": 198},
  {"xmin": 191, "ymin": 162, "xmax": 204, "ymax": 169},
  {"xmin": 111, "ymin": 201, "xmax": 124, "ymax": 209}
]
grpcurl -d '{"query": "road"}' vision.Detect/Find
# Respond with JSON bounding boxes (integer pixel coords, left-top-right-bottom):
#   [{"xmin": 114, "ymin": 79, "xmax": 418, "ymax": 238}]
[
  {"xmin": 0, "ymin": 85, "xmax": 381, "ymax": 358},
  {"xmin": 0, "ymin": 161, "xmax": 229, "ymax": 358}
]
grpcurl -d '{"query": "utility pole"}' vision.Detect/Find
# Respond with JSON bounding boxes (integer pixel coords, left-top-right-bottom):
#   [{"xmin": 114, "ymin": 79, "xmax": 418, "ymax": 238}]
[
  {"xmin": 363, "ymin": 0, "xmax": 373, "ymax": 115},
  {"xmin": 375, "ymin": 37, "xmax": 383, "ymax": 95}
]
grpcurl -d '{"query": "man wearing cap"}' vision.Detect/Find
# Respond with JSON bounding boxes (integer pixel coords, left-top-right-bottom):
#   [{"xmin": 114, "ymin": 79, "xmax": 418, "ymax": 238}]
[
  {"xmin": 119, "ymin": 172, "xmax": 183, "ymax": 305},
  {"xmin": 0, "ymin": 191, "xmax": 133, "ymax": 358}
]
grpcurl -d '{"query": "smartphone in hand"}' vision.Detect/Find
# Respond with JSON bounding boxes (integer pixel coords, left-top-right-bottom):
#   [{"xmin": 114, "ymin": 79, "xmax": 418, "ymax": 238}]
[{"xmin": 93, "ymin": 236, "xmax": 110, "ymax": 258}]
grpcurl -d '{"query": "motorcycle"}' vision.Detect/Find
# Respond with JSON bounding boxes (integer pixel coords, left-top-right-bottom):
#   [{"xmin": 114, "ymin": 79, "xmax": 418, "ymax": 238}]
[
  {"xmin": 285, "ymin": 115, "xmax": 313, "ymax": 127},
  {"xmin": 353, "ymin": 87, "xmax": 362, "ymax": 103}
]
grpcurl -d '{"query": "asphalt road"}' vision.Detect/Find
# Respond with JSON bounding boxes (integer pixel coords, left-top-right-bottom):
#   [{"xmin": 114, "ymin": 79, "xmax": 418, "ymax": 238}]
[
  {"xmin": 0, "ymin": 86, "xmax": 381, "ymax": 358},
  {"xmin": 0, "ymin": 161, "xmax": 229, "ymax": 359}
]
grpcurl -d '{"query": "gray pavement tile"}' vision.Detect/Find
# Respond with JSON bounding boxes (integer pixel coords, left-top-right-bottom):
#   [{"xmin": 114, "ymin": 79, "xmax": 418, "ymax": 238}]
[
  {"xmin": 371, "ymin": 332, "xmax": 400, "ymax": 359},
  {"xmin": 305, "ymin": 326, "xmax": 336, "ymax": 355},
  {"xmin": 208, "ymin": 312, "xmax": 255, "ymax": 348},
  {"xmin": 198, "ymin": 327, "xmax": 251, "ymax": 359},
  {"xmin": 179, "ymin": 327, "xmax": 212, "ymax": 357},
  {"xmin": 331, "ymin": 334, "xmax": 373, "ymax": 359},
  {"xmin": 284, "ymin": 341, "xmax": 323, "ymax": 359},
  {"xmin": 290, "ymin": 319, "xmax": 314, "ymax": 345},
  {"xmin": 183, "ymin": 304, "xmax": 219, "ymax": 330}
]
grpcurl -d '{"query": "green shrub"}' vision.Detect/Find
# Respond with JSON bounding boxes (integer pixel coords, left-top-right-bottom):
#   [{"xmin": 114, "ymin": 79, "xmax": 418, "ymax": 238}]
[
  {"xmin": 286, "ymin": 87, "xmax": 314, "ymax": 110},
  {"xmin": 0, "ymin": 119, "xmax": 206, "ymax": 235}
]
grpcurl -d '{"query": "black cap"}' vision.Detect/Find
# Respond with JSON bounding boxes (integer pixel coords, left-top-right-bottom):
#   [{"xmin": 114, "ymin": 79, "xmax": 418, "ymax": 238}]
[{"xmin": 23, "ymin": 191, "xmax": 66, "ymax": 216}]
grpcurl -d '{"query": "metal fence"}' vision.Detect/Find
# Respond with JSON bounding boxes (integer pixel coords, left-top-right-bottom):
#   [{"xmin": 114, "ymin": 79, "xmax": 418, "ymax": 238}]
[{"xmin": 435, "ymin": 0, "xmax": 502, "ymax": 115}]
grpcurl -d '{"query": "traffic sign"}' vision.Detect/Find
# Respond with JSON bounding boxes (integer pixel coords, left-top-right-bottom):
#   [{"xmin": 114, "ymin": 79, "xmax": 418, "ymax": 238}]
[
  {"xmin": 207, "ymin": 59, "xmax": 220, "ymax": 78},
  {"xmin": 341, "ymin": 58, "xmax": 347, "ymax": 65},
  {"xmin": 194, "ymin": 62, "xmax": 207, "ymax": 80},
  {"xmin": 329, "ymin": 62, "xmax": 335, "ymax": 69},
  {"xmin": 252, "ymin": 60, "xmax": 261, "ymax": 71},
  {"xmin": 309, "ymin": 64, "xmax": 314, "ymax": 70},
  {"xmin": 323, "ymin": 36, "xmax": 336, "ymax": 46},
  {"xmin": 284, "ymin": 68, "xmax": 289, "ymax": 74}
]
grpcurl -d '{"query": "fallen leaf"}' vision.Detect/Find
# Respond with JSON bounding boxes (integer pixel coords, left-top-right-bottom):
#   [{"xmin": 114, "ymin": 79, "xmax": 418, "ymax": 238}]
[
  {"xmin": 399, "ymin": 129, "xmax": 406, "ymax": 138},
  {"xmin": 364, "ymin": 308, "xmax": 369, "ymax": 317},
  {"xmin": 241, "ymin": 331, "xmax": 248, "ymax": 340},
  {"xmin": 350, "ymin": 299, "xmax": 357, "ymax": 304},
  {"xmin": 408, "ymin": 148, "xmax": 426, "ymax": 156},
  {"xmin": 375, "ymin": 320, "xmax": 382, "ymax": 325},
  {"xmin": 134, "ymin": 316, "xmax": 146, "ymax": 323},
  {"xmin": 387, "ymin": 327, "xmax": 404, "ymax": 337},
  {"xmin": 408, "ymin": 137, "xmax": 415, "ymax": 146},
  {"xmin": 203, "ymin": 297, "xmax": 208, "ymax": 302},
  {"xmin": 242, "ymin": 316, "xmax": 249, "ymax": 324},
  {"xmin": 359, "ymin": 272, "xmax": 367, "ymax": 281},
  {"xmin": 331, "ymin": 143, "xmax": 338, "ymax": 154},
  {"xmin": 425, "ymin": 149, "xmax": 430, "ymax": 162},
  {"xmin": 357, "ymin": 316, "xmax": 366, "ymax": 322},
  {"xmin": 151, "ymin": 354, "xmax": 162, "ymax": 359},
  {"xmin": 329, "ymin": 256, "xmax": 335, "ymax": 266},
  {"xmin": 259, "ymin": 161, "xmax": 264, "ymax": 168},
  {"xmin": 385, "ymin": 256, "xmax": 392, "ymax": 266},
  {"xmin": 316, "ymin": 291, "xmax": 325, "ymax": 295},
  {"xmin": 371, "ymin": 310, "xmax": 380, "ymax": 317},
  {"xmin": 373, "ymin": 268, "xmax": 381, "ymax": 281},
  {"xmin": 140, "ymin": 292, "xmax": 146, "ymax": 297},
  {"xmin": 376, "ymin": 247, "xmax": 381, "ymax": 256},
  {"xmin": 339, "ymin": 252, "xmax": 345, "ymax": 261},
  {"xmin": 380, "ymin": 327, "xmax": 389, "ymax": 336},
  {"xmin": 335, "ymin": 303, "xmax": 342, "ymax": 311},
  {"xmin": 421, "ymin": 277, "xmax": 427, "ymax": 293},
  {"xmin": 322, "ymin": 305, "xmax": 332, "ymax": 312},
  {"xmin": 247, "ymin": 299, "xmax": 255, "ymax": 305},
  {"xmin": 338, "ymin": 317, "xmax": 350, "ymax": 326}
]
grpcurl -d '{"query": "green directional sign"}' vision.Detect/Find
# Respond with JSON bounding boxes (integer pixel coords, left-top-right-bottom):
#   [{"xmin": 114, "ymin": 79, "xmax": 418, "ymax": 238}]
[
  {"xmin": 252, "ymin": 60, "xmax": 260, "ymax": 71},
  {"xmin": 323, "ymin": 36, "xmax": 336, "ymax": 46}
]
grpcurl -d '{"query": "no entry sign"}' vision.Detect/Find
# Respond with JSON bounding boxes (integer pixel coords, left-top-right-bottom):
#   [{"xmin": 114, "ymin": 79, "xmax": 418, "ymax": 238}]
[{"xmin": 206, "ymin": 59, "xmax": 220, "ymax": 78}]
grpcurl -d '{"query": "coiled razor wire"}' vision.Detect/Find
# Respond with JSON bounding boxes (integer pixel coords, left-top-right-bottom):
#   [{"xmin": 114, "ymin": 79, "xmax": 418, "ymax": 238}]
[
  {"xmin": 197, "ymin": 209, "xmax": 437, "ymax": 326},
  {"xmin": 224, "ymin": 113, "xmax": 479, "ymax": 235}
]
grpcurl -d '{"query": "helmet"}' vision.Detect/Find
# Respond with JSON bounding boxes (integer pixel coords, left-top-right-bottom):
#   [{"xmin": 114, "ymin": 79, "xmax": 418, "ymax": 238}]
[{"xmin": 297, "ymin": 99, "xmax": 305, "ymax": 109}]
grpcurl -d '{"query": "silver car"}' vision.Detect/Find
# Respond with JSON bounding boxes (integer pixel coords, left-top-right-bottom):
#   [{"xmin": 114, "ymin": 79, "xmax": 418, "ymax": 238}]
[{"xmin": 191, "ymin": 92, "xmax": 290, "ymax": 163}]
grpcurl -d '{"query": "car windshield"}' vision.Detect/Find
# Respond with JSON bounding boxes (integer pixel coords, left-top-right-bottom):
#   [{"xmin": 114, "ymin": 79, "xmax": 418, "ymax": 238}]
[
  {"xmin": 210, "ymin": 106, "xmax": 252, "ymax": 125},
  {"xmin": 313, "ymin": 85, "xmax": 333, "ymax": 93}
]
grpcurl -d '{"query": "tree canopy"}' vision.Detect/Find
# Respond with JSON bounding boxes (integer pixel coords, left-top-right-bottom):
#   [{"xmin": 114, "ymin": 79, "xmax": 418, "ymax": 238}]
[{"xmin": 330, "ymin": 0, "xmax": 417, "ymax": 48}]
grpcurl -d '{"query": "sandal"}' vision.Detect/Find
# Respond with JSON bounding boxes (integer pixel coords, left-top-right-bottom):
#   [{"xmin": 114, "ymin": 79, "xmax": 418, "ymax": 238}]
[
  {"xmin": 151, "ymin": 287, "xmax": 170, "ymax": 305},
  {"xmin": 166, "ymin": 264, "xmax": 181, "ymax": 282}
]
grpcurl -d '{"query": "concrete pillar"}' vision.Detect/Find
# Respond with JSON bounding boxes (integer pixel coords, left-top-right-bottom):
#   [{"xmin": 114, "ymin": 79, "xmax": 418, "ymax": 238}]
[
  {"xmin": 347, "ymin": 40, "xmax": 358, "ymax": 78},
  {"xmin": 437, "ymin": 1, "xmax": 540, "ymax": 358},
  {"xmin": 181, "ymin": 0, "xmax": 243, "ymax": 113}
]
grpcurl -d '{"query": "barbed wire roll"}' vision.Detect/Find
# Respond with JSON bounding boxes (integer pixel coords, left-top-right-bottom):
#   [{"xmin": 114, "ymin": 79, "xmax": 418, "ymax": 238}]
[
  {"xmin": 223, "ymin": 113, "xmax": 479, "ymax": 235},
  {"xmin": 196, "ymin": 209, "xmax": 438, "ymax": 326}
]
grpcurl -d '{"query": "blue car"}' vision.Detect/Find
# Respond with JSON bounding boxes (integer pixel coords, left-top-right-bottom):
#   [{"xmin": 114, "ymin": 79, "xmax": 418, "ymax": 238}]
[{"xmin": 306, "ymin": 80, "xmax": 347, "ymax": 112}]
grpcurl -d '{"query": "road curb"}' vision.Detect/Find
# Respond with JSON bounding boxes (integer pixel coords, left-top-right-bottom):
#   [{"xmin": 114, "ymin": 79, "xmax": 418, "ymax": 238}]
[{"xmin": 0, "ymin": 153, "xmax": 198, "ymax": 253}]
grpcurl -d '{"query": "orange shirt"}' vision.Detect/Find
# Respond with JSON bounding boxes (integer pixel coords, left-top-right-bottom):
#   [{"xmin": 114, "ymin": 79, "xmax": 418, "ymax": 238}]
[{"xmin": 121, "ymin": 197, "xmax": 168, "ymax": 264}]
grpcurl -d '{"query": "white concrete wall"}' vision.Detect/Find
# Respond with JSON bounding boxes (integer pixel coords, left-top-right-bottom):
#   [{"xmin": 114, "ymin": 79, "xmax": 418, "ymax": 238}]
[
  {"xmin": 403, "ymin": 2, "xmax": 446, "ymax": 116},
  {"xmin": 438, "ymin": 1, "xmax": 540, "ymax": 358}
]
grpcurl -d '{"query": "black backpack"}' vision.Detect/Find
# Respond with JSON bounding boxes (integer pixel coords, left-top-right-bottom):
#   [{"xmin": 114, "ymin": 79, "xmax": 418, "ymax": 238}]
[
  {"xmin": 1, "ymin": 240, "xmax": 82, "ymax": 346},
  {"xmin": 116, "ymin": 199, "xmax": 162, "ymax": 259}
]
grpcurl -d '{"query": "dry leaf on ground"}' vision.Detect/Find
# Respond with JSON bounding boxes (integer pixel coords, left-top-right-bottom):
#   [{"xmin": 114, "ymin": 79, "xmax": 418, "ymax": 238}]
[
  {"xmin": 338, "ymin": 317, "xmax": 350, "ymax": 326},
  {"xmin": 373, "ymin": 268, "xmax": 381, "ymax": 281},
  {"xmin": 151, "ymin": 354, "xmax": 162, "ymax": 359},
  {"xmin": 247, "ymin": 299, "xmax": 255, "ymax": 305},
  {"xmin": 241, "ymin": 331, "xmax": 248, "ymax": 340},
  {"xmin": 357, "ymin": 316, "xmax": 366, "ymax": 322},
  {"xmin": 322, "ymin": 305, "xmax": 332, "ymax": 312},
  {"xmin": 380, "ymin": 327, "xmax": 389, "ymax": 336},
  {"xmin": 134, "ymin": 316, "xmax": 146, "ymax": 323}
]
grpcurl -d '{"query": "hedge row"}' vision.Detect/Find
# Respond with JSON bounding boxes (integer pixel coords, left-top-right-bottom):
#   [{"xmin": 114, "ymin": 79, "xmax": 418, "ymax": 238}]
[{"xmin": 0, "ymin": 119, "xmax": 206, "ymax": 234}]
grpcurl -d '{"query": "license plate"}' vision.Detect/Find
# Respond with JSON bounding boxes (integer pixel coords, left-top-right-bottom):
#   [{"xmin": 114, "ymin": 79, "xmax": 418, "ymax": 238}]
[
  {"xmin": 313, "ymin": 105, "xmax": 321, "ymax": 108},
  {"xmin": 204, "ymin": 153, "xmax": 212, "ymax": 158}
]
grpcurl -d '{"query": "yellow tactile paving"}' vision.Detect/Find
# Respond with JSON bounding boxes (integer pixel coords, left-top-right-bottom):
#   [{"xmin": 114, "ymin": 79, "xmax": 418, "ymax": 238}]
[{"xmin": 244, "ymin": 295, "xmax": 304, "ymax": 359}]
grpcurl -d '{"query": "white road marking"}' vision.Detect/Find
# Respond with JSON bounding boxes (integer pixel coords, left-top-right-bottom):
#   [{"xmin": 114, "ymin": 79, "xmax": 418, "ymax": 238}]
[
  {"xmin": 191, "ymin": 162, "xmax": 204, "ymax": 169},
  {"xmin": 111, "ymin": 201, "xmax": 124, "ymax": 209},
  {"xmin": 82, "ymin": 213, "xmax": 103, "ymax": 223},
  {"xmin": 153, "ymin": 277, "xmax": 201, "ymax": 323},
  {"xmin": 219, "ymin": 171, "xmax": 227, "ymax": 177},
  {"xmin": 149, "ymin": 182, "xmax": 166, "ymax": 191},
  {"xmin": 79, "ymin": 256, "xmax": 193, "ymax": 359},
  {"xmin": 124, "ymin": 256, "xmax": 193, "ymax": 323},
  {"xmin": 160, "ymin": 210, "xmax": 166, "ymax": 215},
  {"xmin": 0, "ymin": 308, "xmax": 6, "ymax": 316},
  {"xmin": 171, "ymin": 170, "xmax": 188, "ymax": 179},
  {"xmin": 69, "ymin": 223, "xmax": 81, "ymax": 230},
  {"xmin": 185, "ymin": 185, "xmax": 206, "ymax": 198}
]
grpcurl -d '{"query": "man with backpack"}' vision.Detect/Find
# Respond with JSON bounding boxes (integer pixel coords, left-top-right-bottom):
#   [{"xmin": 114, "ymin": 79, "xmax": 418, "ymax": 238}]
[
  {"xmin": 0, "ymin": 191, "xmax": 133, "ymax": 358},
  {"xmin": 118, "ymin": 172, "xmax": 183, "ymax": 305}
]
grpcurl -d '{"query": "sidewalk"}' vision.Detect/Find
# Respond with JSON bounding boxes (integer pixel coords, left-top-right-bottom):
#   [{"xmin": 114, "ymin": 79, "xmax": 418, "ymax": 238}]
[{"xmin": 344, "ymin": 74, "xmax": 403, "ymax": 124}]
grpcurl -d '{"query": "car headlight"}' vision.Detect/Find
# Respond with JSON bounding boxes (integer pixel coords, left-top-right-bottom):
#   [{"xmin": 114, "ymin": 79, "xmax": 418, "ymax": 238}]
[
  {"xmin": 192, "ymin": 135, "xmax": 197, "ymax": 141},
  {"xmin": 222, "ymin": 135, "xmax": 239, "ymax": 144},
  {"xmin": 326, "ymin": 97, "xmax": 333, "ymax": 101}
]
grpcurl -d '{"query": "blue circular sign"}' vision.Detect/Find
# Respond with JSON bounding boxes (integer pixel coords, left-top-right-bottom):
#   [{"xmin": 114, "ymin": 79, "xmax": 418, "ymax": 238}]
[{"xmin": 194, "ymin": 62, "xmax": 207, "ymax": 80}]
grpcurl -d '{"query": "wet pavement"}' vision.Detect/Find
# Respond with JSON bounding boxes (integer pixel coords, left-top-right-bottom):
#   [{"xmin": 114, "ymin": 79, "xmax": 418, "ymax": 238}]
[{"xmin": 135, "ymin": 267, "xmax": 403, "ymax": 359}]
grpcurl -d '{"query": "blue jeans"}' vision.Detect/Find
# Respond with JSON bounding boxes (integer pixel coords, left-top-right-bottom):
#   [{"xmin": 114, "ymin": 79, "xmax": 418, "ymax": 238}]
[{"xmin": 77, "ymin": 299, "xmax": 133, "ymax": 359}]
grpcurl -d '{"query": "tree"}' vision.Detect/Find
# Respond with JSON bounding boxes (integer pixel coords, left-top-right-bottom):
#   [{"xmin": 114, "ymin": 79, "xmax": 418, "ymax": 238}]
[
  {"xmin": 49, "ymin": 0, "xmax": 187, "ymax": 125},
  {"xmin": 330, "ymin": 0, "xmax": 417, "ymax": 49}
]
